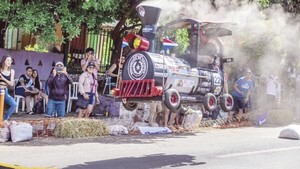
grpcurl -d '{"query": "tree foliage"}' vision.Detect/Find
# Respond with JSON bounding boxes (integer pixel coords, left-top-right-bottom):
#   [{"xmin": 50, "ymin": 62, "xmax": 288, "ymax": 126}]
[
  {"xmin": 0, "ymin": 0, "xmax": 298, "ymax": 63},
  {"xmin": 0, "ymin": 0, "xmax": 119, "ymax": 47},
  {"xmin": 261, "ymin": 0, "xmax": 300, "ymax": 14}
]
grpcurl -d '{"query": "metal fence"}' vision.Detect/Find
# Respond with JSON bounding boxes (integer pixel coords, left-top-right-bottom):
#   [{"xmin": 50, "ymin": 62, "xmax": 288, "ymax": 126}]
[
  {"xmin": 68, "ymin": 27, "xmax": 114, "ymax": 74},
  {"xmin": 3, "ymin": 26, "xmax": 115, "ymax": 74}
]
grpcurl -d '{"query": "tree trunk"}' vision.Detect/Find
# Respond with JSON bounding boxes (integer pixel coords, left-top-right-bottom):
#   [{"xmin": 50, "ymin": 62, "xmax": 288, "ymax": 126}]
[{"xmin": 110, "ymin": 0, "xmax": 144, "ymax": 65}]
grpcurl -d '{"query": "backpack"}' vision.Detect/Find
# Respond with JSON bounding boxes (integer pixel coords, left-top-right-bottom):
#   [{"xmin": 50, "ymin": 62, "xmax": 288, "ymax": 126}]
[{"xmin": 33, "ymin": 100, "xmax": 44, "ymax": 114}]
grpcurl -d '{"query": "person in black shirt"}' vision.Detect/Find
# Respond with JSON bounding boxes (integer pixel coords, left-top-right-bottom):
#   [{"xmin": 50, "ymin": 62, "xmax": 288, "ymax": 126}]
[
  {"xmin": 15, "ymin": 67, "xmax": 36, "ymax": 114},
  {"xmin": 107, "ymin": 56, "xmax": 125, "ymax": 83}
]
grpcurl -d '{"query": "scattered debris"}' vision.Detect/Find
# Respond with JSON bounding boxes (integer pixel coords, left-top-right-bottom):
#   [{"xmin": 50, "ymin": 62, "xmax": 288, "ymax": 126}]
[
  {"xmin": 108, "ymin": 125, "xmax": 128, "ymax": 135},
  {"xmin": 138, "ymin": 126, "xmax": 172, "ymax": 135}
]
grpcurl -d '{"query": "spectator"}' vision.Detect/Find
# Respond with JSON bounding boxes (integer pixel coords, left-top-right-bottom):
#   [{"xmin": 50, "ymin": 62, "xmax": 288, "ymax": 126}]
[
  {"xmin": 44, "ymin": 68, "xmax": 55, "ymax": 95},
  {"xmin": 0, "ymin": 55, "xmax": 17, "ymax": 121},
  {"xmin": 45, "ymin": 62, "xmax": 73, "ymax": 117},
  {"xmin": 32, "ymin": 69, "xmax": 48, "ymax": 109},
  {"xmin": 107, "ymin": 56, "xmax": 125, "ymax": 83},
  {"xmin": 231, "ymin": 69, "xmax": 254, "ymax": 122},
  {"xmin": 142, "ymin": 101, "xmax": 161, "ymax": 126},
  {"xmin": 78, "ymin": 62, "xmax": 100, "ymax": 118},
  {"xmin": 160, "ymin": 103, "xmax": 175, "ymax": 126},
  {"xmin": 81, "ymin": 48, "xmax": 100, "ymax": 77},
  {"xmin": 15, "ymin": 66, "xmax": 36, "ymax": 114},
  {"xmin": 266, "ymin": 73, "xmax": 280, "ymax": 109},
  {"xmin": 107, "ymin": 46, "xmax": 134, "ymax": 84}
]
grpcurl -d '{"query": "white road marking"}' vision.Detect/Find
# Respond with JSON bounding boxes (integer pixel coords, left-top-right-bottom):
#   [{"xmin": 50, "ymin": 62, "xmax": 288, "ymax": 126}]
[{"xmin": 217, "ymin": 146, "xmax": 300, "ymax": 158}]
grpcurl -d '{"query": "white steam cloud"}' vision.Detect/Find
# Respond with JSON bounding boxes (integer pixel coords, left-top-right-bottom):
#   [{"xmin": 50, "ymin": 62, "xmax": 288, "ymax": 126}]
[
  {"xmin": 142, "ymin": 0, "xmax": 300, "ymax": 75},
  {"xmin": 141, "ymin": 0, "xmax": 300, "ymax": 111}
]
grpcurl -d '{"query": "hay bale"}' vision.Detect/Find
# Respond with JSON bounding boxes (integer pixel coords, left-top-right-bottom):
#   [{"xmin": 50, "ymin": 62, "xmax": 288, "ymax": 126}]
[{"xmin": 54, "ymin": 118, "xmax": 109, "ymax": 138}]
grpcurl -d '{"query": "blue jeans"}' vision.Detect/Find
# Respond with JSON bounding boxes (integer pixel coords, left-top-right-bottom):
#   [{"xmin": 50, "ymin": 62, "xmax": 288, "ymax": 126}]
[
  {"xmin": 86, "ymin": 92, "xmax": 95, "ymax": 105},
  {"xmin": 45, "ymin": 99, "xmax": 66, "ymax": 117},
  {"xmin": 2, "ymin": 88, "xmax": 17, "ymax": 120}
]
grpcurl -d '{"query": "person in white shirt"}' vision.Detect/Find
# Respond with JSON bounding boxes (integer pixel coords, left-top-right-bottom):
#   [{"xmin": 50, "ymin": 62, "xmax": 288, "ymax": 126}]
[{"xmin": 266, "ymin": 73, "xmax": 280, "ymax": 109}]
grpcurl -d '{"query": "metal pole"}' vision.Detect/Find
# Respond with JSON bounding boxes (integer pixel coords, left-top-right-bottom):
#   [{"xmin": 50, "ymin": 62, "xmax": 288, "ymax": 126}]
[
  {"xmin": 0, "ymin": 88, "xmax": 5, "ymax": 128},
  {"xmin": 162, "ymin": 51, "xmax": 166, "ymax": 101}
]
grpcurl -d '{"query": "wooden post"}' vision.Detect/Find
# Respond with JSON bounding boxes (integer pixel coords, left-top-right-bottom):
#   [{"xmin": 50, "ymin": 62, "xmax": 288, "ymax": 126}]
[
  {"xmin": 0, "ymin": 88, "xmax": 5, "ymax": 128},
  {"xmin": 116, "ymin": 47, "xmax": 123, "ymax": 88}
]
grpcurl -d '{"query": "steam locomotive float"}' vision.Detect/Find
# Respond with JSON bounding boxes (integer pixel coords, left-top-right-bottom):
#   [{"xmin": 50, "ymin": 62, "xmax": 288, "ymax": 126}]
[{"xmin": 112, "ymin": 5, "xmax": 235, "ymax": 113}]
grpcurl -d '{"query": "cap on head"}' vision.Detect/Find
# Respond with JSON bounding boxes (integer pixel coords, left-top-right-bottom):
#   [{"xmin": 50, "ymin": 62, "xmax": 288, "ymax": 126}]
[
  {"xmin": 85, "ymin": 47, "xmax": 94, "ymax": 53},
  {"xmin": 55, "ymin": 61, "xmax": 64, "ymax": 67},
  {"xmin": 88, "ymin": 61, "xmax": 95, "ymax": 67},
  {"xmin": 246, "ymin": 69, "xmax": 252, "ymax": 74}
]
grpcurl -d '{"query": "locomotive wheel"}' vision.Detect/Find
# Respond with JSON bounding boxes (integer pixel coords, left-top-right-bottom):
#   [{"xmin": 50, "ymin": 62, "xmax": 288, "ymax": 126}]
[
  {"xmin": 164, "ymin": 89, "xmax": 181, "ymax": 111},
  {"xmin": 220, "ymin": 94, "xmax": 234, "ymax": 112},
  {"xmin": 122, "ymin": 99, "xmax": 138, "ymax": 111},
  {"xmin": 203, "ymin": 93, "xmax": 217, "ymax": 112}
]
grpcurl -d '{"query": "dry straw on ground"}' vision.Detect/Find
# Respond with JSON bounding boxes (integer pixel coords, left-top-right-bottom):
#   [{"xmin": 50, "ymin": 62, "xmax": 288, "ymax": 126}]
[{"xmin": 54, "ymin": 118, "xmax": 109, "ymax": 138}]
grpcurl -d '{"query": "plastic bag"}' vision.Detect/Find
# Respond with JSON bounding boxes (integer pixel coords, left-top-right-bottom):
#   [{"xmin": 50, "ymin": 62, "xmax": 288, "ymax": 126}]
[
  {"xmin": 182, "ymin": 108, "xmax": 203, "ymax": 129},
  {"xmin": 108, "ymin": 125, "xmax": 128, "ymax": 135},
  {"xmin": 10, "ymin": 121, "xmax": 33, "ymax": 142},
  {"xmin": 0, "ymin": 125, "xmax": 10, "ymax": 143}
]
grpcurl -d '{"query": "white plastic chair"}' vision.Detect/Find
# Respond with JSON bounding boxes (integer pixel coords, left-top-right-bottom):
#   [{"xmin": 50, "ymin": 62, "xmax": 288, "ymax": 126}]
[
  {"xmin": 14, "ymin": 79, "xmax": 36, "ymax": 113},
  {"xmin": 66, "ymin": 82, "xmax": 79, "ymax": 113},
  {"xmin": 14, "ymin": 79, "xmax": 25, "ymax": 113},
  {"xmin": 102, "ymin": 71, "xmax": 116, "ymax": 95}
]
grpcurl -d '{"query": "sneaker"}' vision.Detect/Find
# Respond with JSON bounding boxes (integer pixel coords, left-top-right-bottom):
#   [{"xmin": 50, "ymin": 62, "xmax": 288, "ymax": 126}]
[
  {"xmin": 43, "ymin": 114, "xmax": 52, "ymax": 118},
  {"xmin": 3, "ymin": 120, "xmax": 10, "ymax": 126},
  {"xmin": 28, "ymin": 111, "xmax": 35, "ymax": 115}
]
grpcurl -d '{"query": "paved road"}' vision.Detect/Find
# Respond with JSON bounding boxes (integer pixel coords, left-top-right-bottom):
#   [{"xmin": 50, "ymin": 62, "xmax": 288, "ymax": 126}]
[{"xmin": 1, "ymin": 126, "xmax": 300, "ymax": 169}]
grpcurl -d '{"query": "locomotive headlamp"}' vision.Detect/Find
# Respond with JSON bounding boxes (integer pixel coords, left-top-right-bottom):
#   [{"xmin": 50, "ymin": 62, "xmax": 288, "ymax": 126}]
[
  {"xmin": 125, "ymin": 33, "xmax": 149, "ymax": 51},
  {"xmin": 133, "ymin": 38, "xmax": 141, "ymax": 49},
  {"xmin": 132, "ymin": 36, "xmax": 149, "ymax": 51}
]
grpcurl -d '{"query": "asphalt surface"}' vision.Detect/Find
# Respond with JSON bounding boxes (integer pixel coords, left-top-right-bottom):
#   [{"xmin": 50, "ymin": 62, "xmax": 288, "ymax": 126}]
[{"xmin": 1, "ymin": 126, "xmax": 300, "ymax": 169}]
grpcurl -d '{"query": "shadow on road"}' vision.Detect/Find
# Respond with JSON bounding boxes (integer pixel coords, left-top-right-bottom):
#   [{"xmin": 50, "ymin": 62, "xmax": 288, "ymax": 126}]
[{"xmin": 63, "ymin": 154, "xmax": 206, "ymax": 169}]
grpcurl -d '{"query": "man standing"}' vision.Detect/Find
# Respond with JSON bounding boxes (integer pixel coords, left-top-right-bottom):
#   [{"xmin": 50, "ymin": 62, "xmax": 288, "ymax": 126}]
[
  {"xmin": 231, "ymin": 69, "xmax": 254, "ymax": 122},
  {"xmin": 45, "ymin": 62, "xmax": 73, "ymax": 117},
  {"xmin": 81, "ymin": 47, "xmax": 100, "ymax": 77}
]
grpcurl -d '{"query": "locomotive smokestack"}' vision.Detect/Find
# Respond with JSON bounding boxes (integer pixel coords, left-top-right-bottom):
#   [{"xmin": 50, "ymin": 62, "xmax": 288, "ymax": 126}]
[{"xmin": 136, "ymin": 5, "xmax": 161, "ymax": 52}]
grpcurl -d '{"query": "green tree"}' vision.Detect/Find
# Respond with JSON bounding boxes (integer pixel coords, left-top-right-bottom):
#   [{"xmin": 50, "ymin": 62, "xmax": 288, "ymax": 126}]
[
  {"xmin": 110, "ymin": 0, "xmax": 144, "ymax": 62},
  {"xmin": 268, "ymin": 0, "xmax": 300, "ymax": 14},
  {"xmin": 0, "ymin": 0, "xmax": 146, "ymax": 64},
  {"xmin": 0, "ymin": 0, "xmax": 118, "ymax": 47}
]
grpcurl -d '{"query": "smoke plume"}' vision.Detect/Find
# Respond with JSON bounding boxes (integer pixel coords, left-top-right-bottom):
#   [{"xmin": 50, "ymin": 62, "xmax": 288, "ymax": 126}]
[{"xmin": 141, "ymin": 0, "xmax": 300, "ymax": 113}]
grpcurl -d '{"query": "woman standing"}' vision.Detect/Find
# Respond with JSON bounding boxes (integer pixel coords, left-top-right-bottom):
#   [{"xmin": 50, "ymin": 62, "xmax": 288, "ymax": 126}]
[
  {"xmin": 78, "ymin": 62, "xmax": 100, "ymax": 118},
  {"xmin": 0, "ymin": 55, "xmax": 17, "ymax": 121}
]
